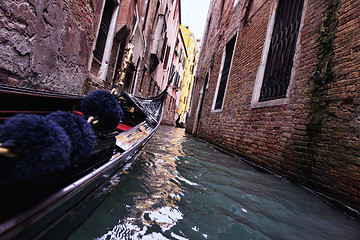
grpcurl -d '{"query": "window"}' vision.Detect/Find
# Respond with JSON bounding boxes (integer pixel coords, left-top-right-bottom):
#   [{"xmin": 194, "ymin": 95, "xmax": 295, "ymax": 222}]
[
  {"xmin": 234, "ymin": 0, "xmax": 240, "ymax": 7},
  {"xmin": 160, "ymin": 37, "xmax": 167, "ymax": 62},
  {"xmin": 152, "ymin": 0, "xmax": 160, "ymax": 33},
  {"xmin": 219, "ymin": 0, "xmax": 225, "ymax": 27},
  {"xmin": 259, "ymin": 0, "xmax": 304, "ymax": 101},
  {"xmin": 139, "ymin": 67, "xmax": 147, "ymax": 93},
  {"xmin": 143, "ymin": 0, "xmax": 151, "ymax": 28},
  {"xmin": 169, "ymin": 64, "xmax": 175, "ymax": 85},
  {"xmin": 170, "ymin": 64, "xmax": 175, "ymax": 77},
  {"xmin": 90, "ymin": 0, "xmax": 119, "ymax": 80},
  {"xmin": 93, "ymin": 0, "xmax": 115, "ymax": 62},
  {"xmin": 204, "ymin": 16, "xmax": 212, "ymax": 45},
  {"xmin": 113, "ymin": 40, "xmax": 126, "ymax": 83},
  {"xmin": 241, "ymin": 0, "xmax": 254, "ymax": 23},
  {"xmin": 173, "ymin": 71, "xmax": 180, "ymax": 88},
  {"xmin": 213, "ymin": 35, "xmax": 236, "ymax": 110},
  {"xmin": 130, "ymin": 58, "xmax": 140, "ymax": 94},
  {"xmin": 163, "ymin": 46, "xmax": 170, "ymax": 69},
  {"xmin": 173, "ymin": 0, "xmax": 178, "ymax": 19},
  {"xmin": 178, "ymin": 75, "xmax": 183, "ymax": 89}
]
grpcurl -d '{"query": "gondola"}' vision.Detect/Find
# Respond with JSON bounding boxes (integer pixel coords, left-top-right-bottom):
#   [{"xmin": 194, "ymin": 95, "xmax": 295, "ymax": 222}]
[{"xmin": 0, "ymin": 80, "xmax": 168, "ymax": 239}]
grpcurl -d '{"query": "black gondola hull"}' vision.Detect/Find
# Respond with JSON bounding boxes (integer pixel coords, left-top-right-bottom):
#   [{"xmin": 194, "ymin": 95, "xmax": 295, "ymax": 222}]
[{"xmin": 0, "ymin": 84, "xmax": 167, "ymax": 239}]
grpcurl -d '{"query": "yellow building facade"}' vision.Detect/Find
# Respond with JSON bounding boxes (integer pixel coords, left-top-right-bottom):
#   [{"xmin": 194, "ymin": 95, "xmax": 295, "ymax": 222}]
[{"xmin": 176, "ymin": 25, "xmax": 200, "ymax": 124}]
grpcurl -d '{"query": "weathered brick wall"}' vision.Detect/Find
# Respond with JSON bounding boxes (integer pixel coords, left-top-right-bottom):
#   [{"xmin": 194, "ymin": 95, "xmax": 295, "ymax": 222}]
[
  {"xmin": 279, "ymin": 0, "xmax": 360, "ymax": 215},
  {"xmin": 0, "ymin": 0, "xmax": 99, "ymax": 95},
  {"xmin": 187, "ymin": 0, "xmax": 360, "ymax": 216},
  {"xmin": 162, "ymin": 94, "xmax": 176, "ymax": 125},
  {"xmin": 185, "ymin": 77, "xmax": 202, "ymax": 133},
  {"xmin": 299, "ymin": 0, "xmax": 360, "ymax": 213}
]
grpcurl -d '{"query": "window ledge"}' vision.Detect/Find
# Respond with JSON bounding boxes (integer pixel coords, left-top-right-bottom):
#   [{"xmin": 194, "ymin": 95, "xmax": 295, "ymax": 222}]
[
  {"xmin": 87, "ymin": 73, "xmax": 105, "ymax": 85},
  {"xmin": 211, "ymin": 109, "xmax": 222, "ymax": 113},
  {"xmin": 250, "ymin": 97, "xmax": 289, "ymax": 109}
]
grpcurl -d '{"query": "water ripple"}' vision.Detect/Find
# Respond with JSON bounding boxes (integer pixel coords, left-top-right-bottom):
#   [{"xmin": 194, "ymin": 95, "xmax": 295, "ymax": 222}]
[{"xmin": 69, "ymin": 125, "xmax": 360, "ymax": 240}]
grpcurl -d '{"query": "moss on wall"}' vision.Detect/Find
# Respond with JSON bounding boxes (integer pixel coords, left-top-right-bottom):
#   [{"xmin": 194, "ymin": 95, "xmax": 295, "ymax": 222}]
[{"xmin": 306, "ymin": 0, "xmax": 340, "ymax": 173}]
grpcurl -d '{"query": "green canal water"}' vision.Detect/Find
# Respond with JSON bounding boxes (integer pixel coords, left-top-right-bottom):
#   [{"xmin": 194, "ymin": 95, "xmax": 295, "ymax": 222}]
[{"xmin": 68, "ymin": 125, "xmax": 360, "ymax": 240}]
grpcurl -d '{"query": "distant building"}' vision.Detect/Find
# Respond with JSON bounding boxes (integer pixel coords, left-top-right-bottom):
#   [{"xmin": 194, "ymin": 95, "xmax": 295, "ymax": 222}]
[
  {"xmin": 101, "ymin": 0, "xmax": 182, "ymax": 126},
  {"xmin": 0, "ymin": 0, "xmax": 183, "ymax": 125},
  {"xmin": 176, "ymin": 25, "xmax": 200, "ymax": 124},
  {"xmin": 186, "ymin": 0, "xmax": 360, "ymax": 216},
  {"xmin": 152, "ymin": 0, "xmax": 182, "ymax": 125},
  {"xmin": 0, "ymin": 0, "xmax": 181, "ymax": 100},
  {"xmin": 172, "ymin": 28, "xmax": 188, "ymax": 124}
]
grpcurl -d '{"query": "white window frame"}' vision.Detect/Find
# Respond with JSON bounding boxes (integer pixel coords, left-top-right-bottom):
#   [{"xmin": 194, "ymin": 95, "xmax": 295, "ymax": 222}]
[
  {"xmin": 88, "ymin": 0, "xmax": 120, "ymax": 83},
  {"xmin": 212, "ymin": 50, "xmax": 226, "ymax": 112},
  {"xmin": 234, "ymin": 0, "xmax": 240, "ymax": 8},
  {"xmin": 212, "ymin": 35, "xmax": 237, "ymax": 112},
  {"xmin": 250, "ymin": 0, "xmax": 308, "ymax": 109},
  {"xmin": 191, "ymin": 68, "xmax": 211, "ymax": 134}
]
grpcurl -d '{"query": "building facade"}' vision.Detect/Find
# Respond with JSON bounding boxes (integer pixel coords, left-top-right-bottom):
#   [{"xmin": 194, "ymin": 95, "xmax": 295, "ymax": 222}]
[
  {"xmin": 186, "ymin": 0, "xmax": 360, "ymax": 216},
  {"xmin": 0, "ymin": 0, "xmax": 182, "ymax": 125},
  {"xmin": 173, "ymin": 28, "xmax": 188, "ymax": 122},
  {"xmin": 154, "ymin": 0, "xmax": 182, "ymax": 125},
  {"xmin": 0, "ymin": 0, "xmax": 99, "ymax": 95},
  {"xmin": 176, "ymin": 25, "xmax": 200, "ymax": 124}
]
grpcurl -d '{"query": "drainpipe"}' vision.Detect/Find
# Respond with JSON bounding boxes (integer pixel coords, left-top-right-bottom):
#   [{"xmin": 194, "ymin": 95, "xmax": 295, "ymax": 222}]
[
  {"xmin": 142, "ymin": 32, "xmax": 147, "ymax": 59},
  {"xmin": 129, "ymin": 6, "xmax": 139, "ymax": 43},
  {"xmin": 141, "ymin": 1, "xmax": 147, "ymax": 59},
  {"xmin": 131, "ymin": 62, "xmax": 139, "ymax": 94}
]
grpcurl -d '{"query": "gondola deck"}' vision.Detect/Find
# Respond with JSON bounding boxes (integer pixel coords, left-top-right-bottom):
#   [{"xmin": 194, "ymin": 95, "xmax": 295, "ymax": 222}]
[{"xmin": 0, "ymin": 83, "xmax": 168, "ymax": 239}]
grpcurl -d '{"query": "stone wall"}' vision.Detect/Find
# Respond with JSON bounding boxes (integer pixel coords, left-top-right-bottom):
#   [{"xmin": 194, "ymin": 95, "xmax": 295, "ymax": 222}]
[
  {"xmin": 187, "ymin": 0, "xmax": 360, "ymax": 216},
  {"xmin": 0, "ymin": 0, "xmax": 99, "ymax": 95}
]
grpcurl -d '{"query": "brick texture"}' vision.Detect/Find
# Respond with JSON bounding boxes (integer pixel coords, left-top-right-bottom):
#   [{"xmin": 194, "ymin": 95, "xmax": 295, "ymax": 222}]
[{"xmin": 186, "ymin": 0, "xmax": 360, "ymax": 217}]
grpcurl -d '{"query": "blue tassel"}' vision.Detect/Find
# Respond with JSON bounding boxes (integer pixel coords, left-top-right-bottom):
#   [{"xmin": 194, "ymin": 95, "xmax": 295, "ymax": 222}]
[
  {"xmin": 46, "ymin": 111, "xmax": 95, "ymax": 164},
  {"xmin": 0, "ymin": 114, "xmax": 71, "ymax": 184},
  {"xmin": 81, "ymin": 90, "xmax": 123, "ymax": 132}
]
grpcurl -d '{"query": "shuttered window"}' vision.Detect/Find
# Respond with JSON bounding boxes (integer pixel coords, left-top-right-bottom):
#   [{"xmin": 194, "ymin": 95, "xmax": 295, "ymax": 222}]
[
  {"xmin": 163, "ymin": 46, "xmax": 170, "ymax": 69},
  {"xmin": 160, "ymin": 37, "xmax": 167, "ymax": 62},
  {"xmin": 259, "ymin": 0, "xmax": 304, "ymax": 101},
  {"xmin": 214, "ymin": 36, "xmax": 236, "ymax": 110},
  {"xmin": 94, "ymin": 0, "xmax": 115, "ymax": 62}
]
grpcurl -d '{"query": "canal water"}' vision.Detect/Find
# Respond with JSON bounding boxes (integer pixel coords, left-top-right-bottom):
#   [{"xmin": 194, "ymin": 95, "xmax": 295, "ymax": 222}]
[{"xmin": 68, "ymin": 125, "xmax": 360, "ymax": 240}]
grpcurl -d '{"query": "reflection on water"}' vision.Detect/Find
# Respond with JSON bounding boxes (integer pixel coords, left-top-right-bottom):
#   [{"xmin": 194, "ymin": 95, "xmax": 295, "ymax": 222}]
[{"xmin": 68, "ymin": 125, "xmax": 360, "ymax": 240}]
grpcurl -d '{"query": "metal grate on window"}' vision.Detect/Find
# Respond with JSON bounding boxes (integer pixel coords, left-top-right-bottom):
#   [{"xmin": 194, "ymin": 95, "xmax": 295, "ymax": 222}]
[{"xmin": 259, "ymin": 0, "xmax": 304, "ymax": 102}]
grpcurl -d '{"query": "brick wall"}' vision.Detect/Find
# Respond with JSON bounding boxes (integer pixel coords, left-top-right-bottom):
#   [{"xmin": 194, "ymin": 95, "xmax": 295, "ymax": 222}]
[
  {"xmin": 162, "ymin": 94, "xmax": 176, "ymax": 125},
  {"xmin": 187, "ymin": 0, "xmax": 360, "ymax": 217}
]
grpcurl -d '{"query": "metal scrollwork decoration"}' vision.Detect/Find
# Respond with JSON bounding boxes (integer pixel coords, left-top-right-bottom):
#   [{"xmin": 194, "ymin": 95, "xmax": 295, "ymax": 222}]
[{"xmin": 111, "ymin": 43, "xmax": 134, "ymax": 98}]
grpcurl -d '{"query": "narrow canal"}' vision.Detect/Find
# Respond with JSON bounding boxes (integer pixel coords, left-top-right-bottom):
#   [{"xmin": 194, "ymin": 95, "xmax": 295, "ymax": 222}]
[{"xmin": 68, "ymin": 125, "xmax": 360, "ymax": 240}]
